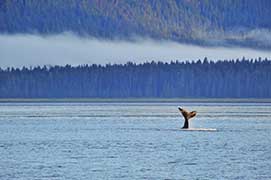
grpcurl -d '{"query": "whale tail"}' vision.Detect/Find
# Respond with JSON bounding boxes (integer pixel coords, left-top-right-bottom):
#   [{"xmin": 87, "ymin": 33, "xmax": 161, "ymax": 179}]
[{"xmin": 178, "ymin": 107, "xmax": 197, "ymax": 128}]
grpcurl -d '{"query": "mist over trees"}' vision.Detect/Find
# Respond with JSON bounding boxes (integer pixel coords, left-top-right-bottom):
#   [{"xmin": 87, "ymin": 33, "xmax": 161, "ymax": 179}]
[
  {"xmin": 0, "ymin": 58, "xmax": 270, "ymax": 98},
  {"xmin": 1, "ymin": 0, "xmax": 271, "ymax": 49}
]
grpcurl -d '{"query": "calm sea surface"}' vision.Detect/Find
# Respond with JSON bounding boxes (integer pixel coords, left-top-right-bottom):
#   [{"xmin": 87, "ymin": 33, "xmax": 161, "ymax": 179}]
[{"xmin": 0, "ymin": 100, "xmax": 271, "ymax": 179}]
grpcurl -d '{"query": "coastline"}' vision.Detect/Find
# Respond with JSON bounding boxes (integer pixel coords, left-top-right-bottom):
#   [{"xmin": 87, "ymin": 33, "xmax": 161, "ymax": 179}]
[{"xmin": 0, "ymin": 98, "xmax": 271, "ymax": 103}]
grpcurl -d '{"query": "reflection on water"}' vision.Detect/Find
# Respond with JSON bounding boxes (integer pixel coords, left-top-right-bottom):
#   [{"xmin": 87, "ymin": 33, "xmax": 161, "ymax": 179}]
[{"xmin": 0, "ymin": 101, "xmax": 271, "ymax": 179}]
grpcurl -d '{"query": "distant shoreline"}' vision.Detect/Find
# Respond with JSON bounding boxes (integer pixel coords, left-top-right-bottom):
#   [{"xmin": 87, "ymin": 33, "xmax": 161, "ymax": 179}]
[{"xmin": 0, "ymin": 98, "xmax": 271, "ymax": 103}]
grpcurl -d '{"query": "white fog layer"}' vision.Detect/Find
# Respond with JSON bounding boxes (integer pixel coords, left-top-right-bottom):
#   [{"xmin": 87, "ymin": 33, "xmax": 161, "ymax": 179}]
[{"xmin": 0, "ymin": 33, "xmax": 271, "ymax": 68}]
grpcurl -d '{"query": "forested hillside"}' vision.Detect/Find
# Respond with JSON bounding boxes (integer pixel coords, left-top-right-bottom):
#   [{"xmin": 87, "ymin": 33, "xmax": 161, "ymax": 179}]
[
  {"xmin": 1, "ymin": 0, "xmax": 271, "ymax": 49},
  {"xmin": 1, "ymin": 58, "xmax": 270, "ymax": 98}
]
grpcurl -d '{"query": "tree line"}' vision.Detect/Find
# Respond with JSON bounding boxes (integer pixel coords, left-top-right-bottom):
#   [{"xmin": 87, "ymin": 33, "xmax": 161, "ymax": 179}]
[{"xmin": 0, "ymin": 58, "xmax": 270, "ymax": 98}]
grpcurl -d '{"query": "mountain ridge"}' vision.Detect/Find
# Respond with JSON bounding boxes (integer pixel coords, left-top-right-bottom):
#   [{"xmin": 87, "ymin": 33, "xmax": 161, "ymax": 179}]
[{"xmin": 1, "ymin": 0, "xmax": 271, "ymax": 49}]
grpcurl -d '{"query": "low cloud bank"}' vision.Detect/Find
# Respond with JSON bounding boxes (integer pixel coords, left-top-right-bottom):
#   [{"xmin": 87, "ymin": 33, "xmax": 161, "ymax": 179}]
[
  {"xmin": 0, "ymin": 33, "xmax": 270, "ymax": 68},
  {"xmin": 227, "ymin": 28, "xmax": 271, "ymax": 46}
]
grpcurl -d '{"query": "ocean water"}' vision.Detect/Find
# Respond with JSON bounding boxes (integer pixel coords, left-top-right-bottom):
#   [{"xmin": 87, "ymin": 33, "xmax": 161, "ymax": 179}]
[{"xmin": 0, "ymin": 100, "xmax": 271, "ymax": 180}]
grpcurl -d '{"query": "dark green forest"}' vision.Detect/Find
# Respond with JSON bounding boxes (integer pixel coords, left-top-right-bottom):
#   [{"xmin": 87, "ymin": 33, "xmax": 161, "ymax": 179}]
[
  {"xmin": 1, "ymin": 0, "xmax": 271, "ymax": 49},
  {"xmin": 0, "ymin": 58, "xmax": 270, "ymax": 98}
]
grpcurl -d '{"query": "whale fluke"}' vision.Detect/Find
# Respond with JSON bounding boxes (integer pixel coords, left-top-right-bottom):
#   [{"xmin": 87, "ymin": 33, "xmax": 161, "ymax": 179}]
[{"xmin": 178, "ymin": 107, "xmax": 197, "ymax": 129}]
